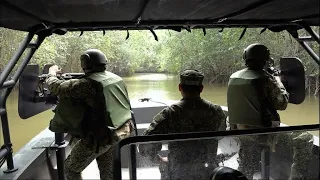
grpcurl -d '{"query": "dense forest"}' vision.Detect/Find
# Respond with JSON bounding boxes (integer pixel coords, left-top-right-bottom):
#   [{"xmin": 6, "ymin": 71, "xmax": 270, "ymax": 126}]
[{"xmin": 0, "ymin": 27, "xmax": 319, "ymax": 94}]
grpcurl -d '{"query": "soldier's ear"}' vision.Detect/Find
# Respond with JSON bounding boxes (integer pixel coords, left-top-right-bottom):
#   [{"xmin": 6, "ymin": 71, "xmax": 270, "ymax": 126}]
[
  {"xmin": 178, "ymin": 84, "xmax": 182, "ymax": 91},
  {"xmin": 199, "ymin": 85, "xmax": 203, "ymax": 93}
]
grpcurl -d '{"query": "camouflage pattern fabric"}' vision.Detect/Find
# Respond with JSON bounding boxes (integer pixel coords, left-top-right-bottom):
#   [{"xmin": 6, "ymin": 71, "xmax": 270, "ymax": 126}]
[
  {"xmin": 288, "ymin": 132, "xmax": 314, "ymax": 180},
  {"xmin": 139, "ymin": 98, "xmax": 226, "ymax": 180},
  {"xmin": 46, "ymin": 74, "xmax": 105, "ymax": 131},
  {"xmin": 180, "ymin": 69, "xmax": 204, "ymax": 86},
  {"xmin": 236, "ymin": 72, "xmax": 289, "ymax": 129},
  {"xmin": 235, "ymin": 73, "xmax": 289, "ymax": 179},
  {"xmin": 64, "ymin": 120, "xmax": 132, "ymax": 180},
  {"xmin": 237, "ymin": 136, "xmax": 269, "ymax": 179},
  {"xmin": 46, "ymin": 74, "xmax": 97, "ymax": 109},
  {"xmin": 233, "ymin": 72, "xmax": 289, "ymax": 129},
  {"xmin": 263, "ymin": 72, "xmax": 289, "ymax": 111},
  {"xmin": 259, "ymin": 72, "xmax": 289, "ymax": 123},
  {"xmin": 237, "ymin": 131, "xmax": 315, "ymax": 180},
  {"xmin": 46, "ymin": 74, "xmax": 133, "ymax": 180}
]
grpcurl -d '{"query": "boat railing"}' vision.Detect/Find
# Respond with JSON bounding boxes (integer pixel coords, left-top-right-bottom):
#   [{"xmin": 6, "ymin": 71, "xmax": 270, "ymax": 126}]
[{"xmin": 113, "ymin": 123, "xmax": 319, "ymax": 180}]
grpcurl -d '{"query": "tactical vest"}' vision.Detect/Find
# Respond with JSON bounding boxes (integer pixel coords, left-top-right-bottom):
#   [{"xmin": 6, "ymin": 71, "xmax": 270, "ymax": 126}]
[
  {"xmin": 227, "ymin": 68, "xmax": 272, "ymax": 127},
  {"xmin": 49, "ymin": 71, "xmax": 132, "ymax": 136}
]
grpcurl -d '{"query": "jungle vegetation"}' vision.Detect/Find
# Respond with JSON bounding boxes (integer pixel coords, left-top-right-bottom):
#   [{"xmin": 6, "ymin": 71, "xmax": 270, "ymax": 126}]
[{"xmin": 0, "ymin": 27, "xmax": 319, "ymax": 94}]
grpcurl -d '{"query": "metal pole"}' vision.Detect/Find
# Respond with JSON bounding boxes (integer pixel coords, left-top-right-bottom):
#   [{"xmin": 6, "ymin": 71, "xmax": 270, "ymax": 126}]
[
  {"xmin": 0, "ymin": 105, "xmax": 17, "ymax": 173},
  {"xmin": 12, "ymin": 35, "xmax": 45, "ymax": 81},
  {"xmin": 129, "ymin": 110, "xmax": 138, "ymax": 180},
  {"xmin": 0, "ymin": 80, "xmax": 15, "ymax": 90},
  {"xmin": 54, "ymin": 133, "xmax": 66, "ymax": 180},
  {"xmin": 288, "ymin": 30, "xmax": 320, "ymax": 66},
  {"xmin": 0, "ymin": 32, "xmax": 34, "ymax": 88},
  {"xmin": 113, "ymin": 144, "xmax": 122, "ymax": 180},
  {"xmin": 298, "ymin": 41, "xmax": 320, "ymax": 66},
  {"xmin": 261, "ymin": 148, "xmax": 270, "ymax": 180},
  {"xmin": 0, "ymin": 108, "xmax": 5, "ymax": 116},
  {"xmin": 129, "ymin": 144, "xmax": 137, "ymax": 180},
  {"xmin": 302, "ymin": 25, "xmax": 320, "ymax": 44},
  {"xmin": 0, "ymin": 32, "xmax": 46, "ymax": 173},
  {"xmin": 0, "ymin": 147, "xmax": 9, "ymax": 160}
]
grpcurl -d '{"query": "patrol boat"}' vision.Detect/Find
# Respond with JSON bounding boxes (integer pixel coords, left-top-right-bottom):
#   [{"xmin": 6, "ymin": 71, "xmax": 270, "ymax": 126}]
[{"xmin": 0, "ymin": 1, "xmax": 319, "ymax": 180}]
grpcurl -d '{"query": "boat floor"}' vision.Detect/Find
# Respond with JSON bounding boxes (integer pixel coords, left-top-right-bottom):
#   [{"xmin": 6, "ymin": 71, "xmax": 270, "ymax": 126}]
[
  {"xmin": 82, "ymin": 153, "xmax": 239, "ymax": 180},
  {"xmin": 81, "ymin": 137, "xmax": 240, "ymax": 179}
]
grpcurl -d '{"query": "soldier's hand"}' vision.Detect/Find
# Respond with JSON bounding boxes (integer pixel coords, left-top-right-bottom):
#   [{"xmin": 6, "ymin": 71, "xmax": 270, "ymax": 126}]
[{"xmin": 49, "ymin": 65, "xmax": 61, "ymax": 76}]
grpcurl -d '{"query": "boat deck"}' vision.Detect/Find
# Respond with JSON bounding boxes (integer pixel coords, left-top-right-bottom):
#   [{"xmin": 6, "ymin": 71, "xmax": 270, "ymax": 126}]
[
  {"xmin": 82, "ymin": 152, "xmax": 239, "ymax": 179},
  {"xmin": 81, "ymin": 137, "xmax": 240, "ymax": 180},
  {"xmin": 83, "ymin": 160, "xmax": 162, "ymax": 179}
]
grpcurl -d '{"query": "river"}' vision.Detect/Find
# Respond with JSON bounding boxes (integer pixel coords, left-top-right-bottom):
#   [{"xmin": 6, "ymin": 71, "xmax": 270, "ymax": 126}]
[{"xmin": 1, "ymin": 73, "xmax": 319, "ymax": 152}]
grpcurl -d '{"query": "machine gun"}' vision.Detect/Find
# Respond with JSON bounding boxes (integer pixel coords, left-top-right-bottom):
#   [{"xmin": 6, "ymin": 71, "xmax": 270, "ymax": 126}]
[
  {"xmin": 38, "ymin": 73, "xmax": 85, "ymax": 81},
  {"xmin": 263, "ymin": 57, "xmax": 305, "ymax": 104},
  {"xmin": 265, "ymin": 58, "xmax": 281, "ymax": 76},
  {"xmin": 40, "ymin": 64, "xmax": 85, "ymax": 81},
  {"xmin": 17, "ymin": 64, "xmax": 85, "ymax": 119},
  {"xmin": 34, "ymin": 64, "xmax": 85, "ymax": 104}
]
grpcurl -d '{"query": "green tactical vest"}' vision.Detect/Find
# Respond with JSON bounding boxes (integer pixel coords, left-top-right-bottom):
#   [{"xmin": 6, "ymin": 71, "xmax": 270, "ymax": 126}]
[
  {"xmin": 49, "ymin": 71, "xmax": 132, "ymax": 136},
  {"xmin": 227, "ymin": 68, "xmax": 267, "ymax": 127}
]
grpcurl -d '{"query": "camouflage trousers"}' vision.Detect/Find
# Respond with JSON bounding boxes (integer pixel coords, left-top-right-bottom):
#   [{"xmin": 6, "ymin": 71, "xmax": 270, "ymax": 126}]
[
  {"xmin": 238, "ymin": 132, "xmax": 314, "ymax": 180},
  {"xmin": 64, "ymin": 120, "xmax": 133, "ymax": 180},
  {"xmin": 285, "ymin": 132, "xmax": 314, "ymax": 180},
  {"xmin": 237, "ymin": 135, "xmax": 270, "ymax": 179}
]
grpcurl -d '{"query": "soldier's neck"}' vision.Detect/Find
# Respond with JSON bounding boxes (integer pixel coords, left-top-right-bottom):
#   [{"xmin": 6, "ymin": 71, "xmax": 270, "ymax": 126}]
[{"xmin": 182, "ymin": 94, "xmax": 201, "ymax": 100}]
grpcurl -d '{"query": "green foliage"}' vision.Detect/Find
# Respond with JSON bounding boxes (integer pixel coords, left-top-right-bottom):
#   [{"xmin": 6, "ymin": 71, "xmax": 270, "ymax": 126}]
[{"xmin": 0, "ymin": 27, "xmax": 318, "ymax": 82}]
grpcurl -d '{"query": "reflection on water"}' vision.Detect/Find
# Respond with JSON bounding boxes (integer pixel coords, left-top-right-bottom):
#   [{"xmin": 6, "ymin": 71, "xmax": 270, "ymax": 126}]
[{"xmin": 1, "ymin": 73, "xmax": 319, "ymax": 152}]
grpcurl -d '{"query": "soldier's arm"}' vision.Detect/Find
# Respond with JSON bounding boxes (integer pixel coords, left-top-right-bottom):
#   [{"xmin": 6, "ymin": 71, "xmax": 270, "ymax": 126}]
[
  {"xmin": 217, "ymin": 107, "xmax": 227, "ymax": 131},
  {"xmin": 207, "ymin": 106, "xmax": 227, "ymax": 164},
  {"xmin": 264, "ymin": 75, "xmax": 289, "ymax": 110},
  {"xmin": 207, "ymin": 104, "xmax": 227, "ymax": 131},
  {"xmin": 45, "ymin": 74, "xmax": 95, "ymax": 99},
  {"xmin": 138, "ymin": 108, "xmax": 170, "ymax": 159}
]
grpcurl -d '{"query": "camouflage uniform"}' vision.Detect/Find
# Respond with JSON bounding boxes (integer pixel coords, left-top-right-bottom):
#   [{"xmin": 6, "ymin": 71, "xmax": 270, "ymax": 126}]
[
  {"xmin": 46, "ymin": 74, "xmax": 132, "ymax": 180},
  {"xmin": 276, "ymin": 131, "xmax": 314, "ymax": 180},
  {"xmin": 234, "ymin": 72, "xmax": 289, "ymax": 179},
  {"xmin": 139, "ymin": 70, "xmax": 227, "ymax": 180},
  {"xmin": 289, "ymin": 132, "xmax": 314, "ymax": 180}
]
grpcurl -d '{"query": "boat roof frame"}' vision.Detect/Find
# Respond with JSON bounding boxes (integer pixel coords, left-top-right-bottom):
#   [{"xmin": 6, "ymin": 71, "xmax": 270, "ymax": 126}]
[{"xmin": 0, "ymin": 0, "xmax": 319, "ymax": 178}]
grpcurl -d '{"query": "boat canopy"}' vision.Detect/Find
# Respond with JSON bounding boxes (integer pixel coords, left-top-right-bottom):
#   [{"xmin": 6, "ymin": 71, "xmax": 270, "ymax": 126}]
[{"xmin": 0, "ymin": 0, "xmax": 319, "ymax": 33}]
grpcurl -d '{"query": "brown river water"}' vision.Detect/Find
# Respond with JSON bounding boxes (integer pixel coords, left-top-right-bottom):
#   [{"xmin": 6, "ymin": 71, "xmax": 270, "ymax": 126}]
[{"xmin": 1, "ymin": 73, "xmax": 319, "ymax": 152}]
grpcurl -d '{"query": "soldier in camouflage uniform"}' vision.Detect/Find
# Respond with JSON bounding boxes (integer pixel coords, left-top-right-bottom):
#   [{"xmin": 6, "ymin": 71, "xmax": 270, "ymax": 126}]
[
  {"xmin": 139, "ymin": 69, "xmax": 227, "ymax": 180},
  {"xmin": 227, "ymin": 44, "xmax": 289, "ymax": 179},
  {"xmin": 46, "ymin": 49, "xmax": 133, "ymax": 180}
]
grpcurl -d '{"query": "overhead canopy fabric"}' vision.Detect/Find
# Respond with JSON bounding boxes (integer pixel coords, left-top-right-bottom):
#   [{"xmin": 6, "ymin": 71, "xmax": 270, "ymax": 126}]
[{"xmin": 0, "ymin": 0, "xmax": 319, "ymax": 32}]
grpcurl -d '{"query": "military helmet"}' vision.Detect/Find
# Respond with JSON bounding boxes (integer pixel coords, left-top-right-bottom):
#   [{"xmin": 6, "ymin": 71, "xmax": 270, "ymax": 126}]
[
  {"xmin": 180, "ymin": 69, "xmax": 204, "ymax": 86},
  {"xmin": 243, "ymin": 43, "xmax": 270, "ymax": 62},
  {"xmin": 80, "ymin": 49, "xmax": 107, "ymax": 70},
  {"xmin": 211, "ymin": 167, "xmax": 248, "ymax": 180}
]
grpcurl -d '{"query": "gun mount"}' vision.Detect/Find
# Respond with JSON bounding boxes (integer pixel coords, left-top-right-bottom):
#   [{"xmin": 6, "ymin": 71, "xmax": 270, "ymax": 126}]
[
  {"xmin": 265, "ymin": 57, "xmax": 306, "ymax": 104},
  {"xmin": 18, "ymin": 64, "xmax": 85, "ymax": 119}
]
